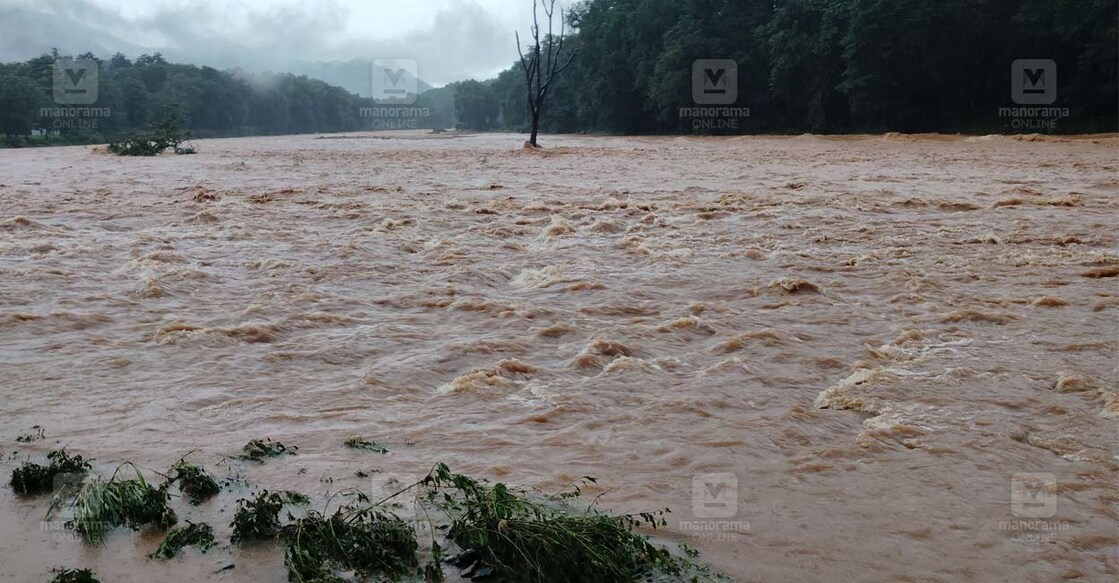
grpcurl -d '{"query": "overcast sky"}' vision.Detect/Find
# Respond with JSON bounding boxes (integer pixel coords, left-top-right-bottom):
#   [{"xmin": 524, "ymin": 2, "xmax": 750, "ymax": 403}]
[{"xmin": 0, "ymin": 0, "xmax": 539, "ymax": 86}]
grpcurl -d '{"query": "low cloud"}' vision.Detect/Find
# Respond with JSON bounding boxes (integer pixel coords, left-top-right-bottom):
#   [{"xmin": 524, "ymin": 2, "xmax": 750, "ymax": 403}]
[{"xmin": 0, "ymin": 0, "xmax": 520, "ymax": 88}]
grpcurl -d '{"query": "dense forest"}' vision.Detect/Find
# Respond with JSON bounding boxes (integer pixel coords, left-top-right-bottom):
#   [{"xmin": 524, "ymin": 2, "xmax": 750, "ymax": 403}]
[
  {"xmin": 0, "ymin": 0, "xmax": 1115, "ymax": 146},
  {"xmin": 457, "ymin": 0, "xmax": 1117, "ymax": 134}
]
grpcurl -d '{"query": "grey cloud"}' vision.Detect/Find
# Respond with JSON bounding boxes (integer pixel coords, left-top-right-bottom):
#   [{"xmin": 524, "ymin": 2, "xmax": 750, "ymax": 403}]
[{"xmin": 0, "ymin": 0, "xmax": 519, "ymax": 89}]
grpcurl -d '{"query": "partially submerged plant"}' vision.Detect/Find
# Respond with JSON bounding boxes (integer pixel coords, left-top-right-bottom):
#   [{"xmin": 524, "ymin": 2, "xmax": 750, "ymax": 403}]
[
  {"xmin": 16, "ymin": 425, "xmax": 45, "ymax": 442},
  {"xmin": 420, "ymin": 463, "xmax": 682, "ymax": 583},
  {"xmin": 238, "ymin": 438, "xmax": 298, "ymax": 462},
  {"xmin": 49, "ymin": 568, "xmax": 100, "ymax": 583},
  {"xmin": 230, "ymin": 490, "xmax": 310, "ymax": 543},
  {"xmin": 281, "ymin": 505, "xmax": 419, "ymax": 582},
  {"xmin": 72, "ymin": 464, "xmax": 177, "ymax": 544},
  {"xmin": 107, "ymin": 118, "xmax": 194, "ymax": 157},
  {"xmin": 344, "ymin": 435, "xmax": 389, "ymax": 454},
  {"xmin": 168, "ymin": 460, "xmax": 220, "ymax": 505},
  {"xmin": 150, "ymin": 521, "xmax": 216, "ymax": 559},
  {"xmin": 10, "ymin": 450, "xmax": 91, "ymax": 495}
]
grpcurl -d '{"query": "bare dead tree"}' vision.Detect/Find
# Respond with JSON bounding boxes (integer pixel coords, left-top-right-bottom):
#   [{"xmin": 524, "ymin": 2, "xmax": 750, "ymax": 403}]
[{"xmin": 516, "ymin": 0, "xmax": 576, "ymax": 148}]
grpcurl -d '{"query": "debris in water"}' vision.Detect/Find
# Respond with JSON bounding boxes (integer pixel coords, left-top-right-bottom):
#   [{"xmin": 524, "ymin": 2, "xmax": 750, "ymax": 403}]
[
  {"xmin": 167, "ymin": 460, "xmax": 221, "ymax": 505},
  {"xmin": 71, "ymin": 465, "xmax": 177, "ymax": 544},
  {"xmin": 230, "ymin": 490, "xmax": 310, "ymax": 543},
  {"xmin": 150, "ymin": 521, "xmax": 216, "ymax": 559},
  {"xmin": 49, "ymin": 568, "xmax": 100, "ymax": 583},
  {"xmin": 10, "ymin": 450, "xmax": 91, "ymax": 496},
  {"xmin": 237, "ymin": 438, "xmax": 297, "ymax": 462},
  {"xmin": 344, "ymin": 436, "xmax": 389, "ymax": 454}
]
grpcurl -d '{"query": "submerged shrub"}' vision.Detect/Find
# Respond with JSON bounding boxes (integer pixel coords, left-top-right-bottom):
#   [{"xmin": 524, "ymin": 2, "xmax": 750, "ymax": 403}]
[
  {"xmin": 10, "ymin": 450, "xmax": 91, "ymax": 495},
  {"xmin": 49, "ymin": 568, "xmax": 100, "ymax": 583},
  {"xmin": 150, "ymin": 521, "xmax": 216, "ymax": 559},
  {"xmin": 73, "ymin": 465, "xmax": 177, "ymax": 544},
  {"xmin": 16, "ymin": 426, "xmax": 45, "ymax": 442},
  {"xmin": 344, "ymin": 435, "xmax": 388, "ymax": 454},
  {"xmin": 230, "ymin": 490, "xmax": 310, "ymax": 543},
  {"xmin": 281, "ymin": 506, "xmax": 418, "ymax": 582},
  {"xmin": 168, "ymin": 461, "xmax": 220, "ymax": 505},
  {"xmin": 107, "ymin": 118, "xmax": 193, "ymax": 157},
  {"xmin": 238, "ymin": 438, "xmax": 298, "ymax": 462},
  {"xmin": 422, "ymin": 463, "xmax": 682, "ymax": 583}
]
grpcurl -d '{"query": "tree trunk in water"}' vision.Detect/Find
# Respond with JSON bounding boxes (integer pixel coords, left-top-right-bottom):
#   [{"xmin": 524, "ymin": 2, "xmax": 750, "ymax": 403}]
[{"xmin": 529, "ymin": 108, "xmax": 540, "ymax": 147}]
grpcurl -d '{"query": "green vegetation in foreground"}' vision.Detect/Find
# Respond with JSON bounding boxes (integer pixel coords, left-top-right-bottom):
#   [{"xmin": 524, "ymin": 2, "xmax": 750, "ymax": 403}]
[
  {"xmin": 167, "ymin": 460, "xmax": 220, "ymax": 505},
  {"xmin": 150, "ymin": 521, "xmax": 217, "ymax": 559},
  {"xmin": 72, "ymin": 464, "xmax": 177, "ymax": 544},
  {"xmin": 49, "ymin": 568, "xmax": 100, "ymax": 583},
  {"xmin": 10, "ymin": 450, "xmax": 91, "ymax": 495},
  {"xmin": 281, "ymin": 505, "xmax": 419, "ymax": 582},
  {"xmin": 421, "ymin": 463, "xmax": 689, "ymax": 583},
  {"xmin": 12, "ymin": 443, "xmax": 716, "ymax": 581},
  {"xmin": 230, "ymin": 490, "xmax": 311, "ymax": 543},
  {"xmin": 344, "ymin": 435, "xmax": 389, "ymax": 454},
  {"xmin": 237, "ymin": 438, "xmax": 298, "ymax": 462}
]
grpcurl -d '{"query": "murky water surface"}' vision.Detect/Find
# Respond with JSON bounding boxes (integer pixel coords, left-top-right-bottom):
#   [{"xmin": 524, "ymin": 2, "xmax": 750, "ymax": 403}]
[{"xmin": 1, "ymin": 132, "xmax": 1116, "ymax": 582}]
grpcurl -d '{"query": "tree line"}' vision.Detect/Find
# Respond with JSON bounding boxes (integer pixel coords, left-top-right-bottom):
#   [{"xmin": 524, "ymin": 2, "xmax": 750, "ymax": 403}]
[
  {"xmin": 0, "ymin": 51, "xmax": 455, "ymax": 145},
  {"xmin": 1, "ymin": 0, "xmax": 1114, "ymax": 145},
  {"xmin": 454, "ymin": 0, "xmax": 1117, "ymax": 134}
]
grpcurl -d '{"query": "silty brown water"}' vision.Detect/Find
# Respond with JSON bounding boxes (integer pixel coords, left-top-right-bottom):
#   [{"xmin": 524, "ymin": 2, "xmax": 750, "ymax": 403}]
[{"xmin": 0, "ymin": 132, "xmax": 1116, "ymax": 582}]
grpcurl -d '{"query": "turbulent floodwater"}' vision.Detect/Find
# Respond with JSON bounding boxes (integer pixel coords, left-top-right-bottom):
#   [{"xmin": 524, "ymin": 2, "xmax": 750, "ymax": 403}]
[{"xmin": 1, "ymin": 132, "xmax": 1116, "ymax": 582}]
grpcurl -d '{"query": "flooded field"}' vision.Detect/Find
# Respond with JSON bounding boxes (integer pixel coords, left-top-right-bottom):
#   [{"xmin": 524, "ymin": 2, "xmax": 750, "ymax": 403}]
[{"xmin": 1, "ymin": 132, "xmax": 1116, "ymax": 582}]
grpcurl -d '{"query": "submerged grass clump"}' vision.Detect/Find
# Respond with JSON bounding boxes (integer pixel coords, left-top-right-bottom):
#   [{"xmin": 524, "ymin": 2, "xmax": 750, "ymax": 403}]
[
  {"xmin": 281, "ymin": 505, "xmax": 418, "ymax": 582},
  {"xmin": 72, "ymin": 465, "xmax": 177, "ymax": 544},
  {"xmin": 168, "ymin": 460, "xmax": 220, "ymax": 505},
  {"xmin": 230, "ymin": 490, "xmax": 310, "ymax": 543},
  {"xmin": 344, "ymin": 435, "xmax": 389, "ymax": 454},
  {"xmin": 49, "ymin": 568, "xmax": 100, "ymax": 583},
  {"xmin": 238, "ymin": 438, "xmax": 298, "ymax": 462},
  {"xmin": 10, "ymin": 450, "xmax": 91, "ymax": 495},
  {"xmin": 421, "ymin": 463, "xmax": 684, "ymax": 583},
  {"xmin": 150, "ymin": 521, "xmax": 216, "ymax": 559},
  {"xmin": 16, "ymin": 426, "xmax": 45, "ymax": 442}
]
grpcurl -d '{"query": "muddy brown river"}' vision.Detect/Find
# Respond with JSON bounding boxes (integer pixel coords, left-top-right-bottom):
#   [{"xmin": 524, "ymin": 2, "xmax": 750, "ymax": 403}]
[{"xmin": 1, "ymin": 132, "xmax": 1116, "ymax": 582}]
